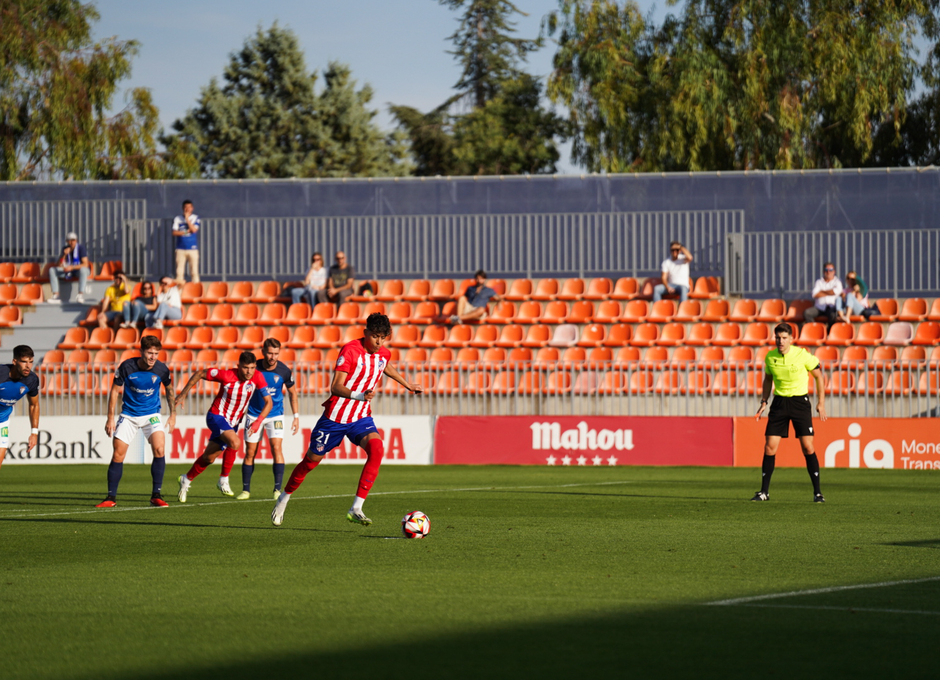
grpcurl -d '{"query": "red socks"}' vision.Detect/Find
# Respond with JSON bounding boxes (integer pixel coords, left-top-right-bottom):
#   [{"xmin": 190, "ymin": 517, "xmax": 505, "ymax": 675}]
[
  {"xmin": 284, "ymin": 457, "xmax": 321, "ymax": 494},
  {"xmin": 220, "ymin": 449, "xmax": 237, "ymax": 477},
  {"xmin": 356, "ymin": 438, "xmax": 384, "ymax": 498},
  {"xmin": 186, "ymin": 454, "xmax": 212, "ymax": 480}
]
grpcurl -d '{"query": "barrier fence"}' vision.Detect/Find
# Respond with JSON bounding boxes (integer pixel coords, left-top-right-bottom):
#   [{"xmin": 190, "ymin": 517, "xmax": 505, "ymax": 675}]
[{"xmin": 16, "ymin": 361, "xmax": 940, "ymax": 419}]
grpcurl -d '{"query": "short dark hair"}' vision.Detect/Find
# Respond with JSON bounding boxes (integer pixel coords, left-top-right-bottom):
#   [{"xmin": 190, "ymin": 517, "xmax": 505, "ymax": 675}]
[
  {"xmin": 774, "ymin": 322, "xmax": 793, "ymax": 337},
  {"xmin": 141, "ymin": 335, "xmax": 162, "ymax": 351},
  {"xmin": 182, "ymin": 199, "xmax": 193, "ymax": 208},
  {"xmin": 13, "ymin": 345, "xmax": 34, "ymax": 360},
  {"xmin": 475, "ymin": 269, "xmax": 487, "ymax": 279},
  {"xmin": 365, "ymin": 312, "xmax": 391, "ymax": 337},
  {"xmin": 670, "ymin": 241, "xmax": 682, "ymax": 249},
  {"xmin": 262, "ymin": 338, "xmax": 281, "ymax": 351},
  {"xmin": 311, "ymin": 252, "xmax": 322, "ymax": 262},
  {"xmin": 238, "ymin": 351, "xmax": 257, "ymax": 365}
]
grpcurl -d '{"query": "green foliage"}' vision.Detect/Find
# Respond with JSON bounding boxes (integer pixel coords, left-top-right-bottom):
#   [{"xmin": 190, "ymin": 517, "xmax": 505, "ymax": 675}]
[
  {"xmin": 548, "ymin": 0, "xmax": 934, "ymax": 171},
  {"xmin": 164, "ymin": 25, "xmax": 409, "ymax": 179},
  {"xmin": 0, "ymin": 0, "xmax": 190, "ymax": 180}
]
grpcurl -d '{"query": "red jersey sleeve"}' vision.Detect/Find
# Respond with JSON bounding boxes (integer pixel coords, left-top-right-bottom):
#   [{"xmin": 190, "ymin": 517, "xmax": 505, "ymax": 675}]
[
  {"xmin": 205, "ymin": 366, "xmax": 228, "ymax": 383},
  {"xmin": 334, "ymin": 342, "xmax": 360, "ymax": 373},
  {"xmin": 251, "ymin": 371, "xmax": 268, "ymax": 390}
]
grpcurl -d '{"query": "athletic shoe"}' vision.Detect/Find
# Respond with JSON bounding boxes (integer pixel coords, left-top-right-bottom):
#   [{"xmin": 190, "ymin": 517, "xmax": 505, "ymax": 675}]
[
  {"xmin": 273, "ymin": 489, "xmax": 281, "ymax": 501},
  {"xmin": 346, "ymin": 509, "xmax": 373, "ymax": 526},
  {"xmin": 47, "ymin": 297, "xmax": 61, "ymax": 305},
  {"xmin": 750, "ymin": 491, "xmax": 770, "ymax": 502},
  {"xmin": 271, "ymin": 493, "xmax": 290, "ymax": 526},
  {"xmin": 217, "ymin": 478, "xmax": 234, "ymax": 496},
  {"xmin": 75, "ymin": 293, "xmax": 84, "ymax": 304},
  {"xmin": 150, "ymin": 495, "xmax": 169, "ymax": 508},
  {"xmin": 236, "ymin": 491, "xmax": 250, "ymax": 500},
  {"xmin": 95, "ymin": 497, "xmax": 117, "ymax": 508},
  {"xmin": 178, "ymin": 474, "xmax": 191, "ymax": 503},
  {"xmin": 814, "ymin": 493, "xmax": 826, "ymax": 503},
  {"xmin": 153, "ymin": 320, "xmax": 163, "ymax": 329}
]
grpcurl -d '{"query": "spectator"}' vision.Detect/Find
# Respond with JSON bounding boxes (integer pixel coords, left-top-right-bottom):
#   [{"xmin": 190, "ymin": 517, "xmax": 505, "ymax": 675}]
[
  {"xmin": 451, "ymin": 270, "xmax": 501, "ymax": 323},
  {"xmin": 652, "ymin": 241, "xmax": 693, "ymax": 302},
  {"xmin": 804, "ymin": 263, "xmax": 844, "ymax": 326},
  {"xmin": 316, "ymin": 251, "xmax": 355, "ymax": 305},
  {"xmin": 290, "ymin": 252, "xmax": 327, "ymax": 306},
  {"xmin": 172, "ymin": 199, "xmax": 200, "ymax": 284},
  {"xmin": 840, "ymin": 270, "xmax": 876, "ymax": 322},
  {"xmin": 145, "ymin": 276, "xmax": 184, "ymax": 329},
  {"xmin": 121, "ymin": 281, "xmax": 156, "ymax": 328},
  {"xmin": 48, "ymin": 232, "xmax": 91, "ymax": 304},
  {"xmin": 97, "ymin": 272, "xmax": 131, "ymax": 330}
]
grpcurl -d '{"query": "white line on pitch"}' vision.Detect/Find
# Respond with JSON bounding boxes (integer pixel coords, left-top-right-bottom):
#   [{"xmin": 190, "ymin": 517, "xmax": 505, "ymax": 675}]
[
  {"xmin": 706, "ymin": 576, "xmax": 940, "ymax": 606},
  {"xmin": 0, "ymin": 480, "xmax": 635, "ymax": 520},
  {"xmin": 737, "ymin": 603, "xmax": 940, "ymax": 616}
]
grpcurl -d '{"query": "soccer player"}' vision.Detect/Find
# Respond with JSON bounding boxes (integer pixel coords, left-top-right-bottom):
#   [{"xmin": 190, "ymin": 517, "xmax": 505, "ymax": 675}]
[
  {"xmin": 174, "ymin": 352, "xmax": 272, "ymax": 503},
  {"xmin": 753, "ymin": 322, "xmax": 827, "ymax": 503},
  {"xmin": 0, "ymin": 345, "xmax": 41, "ymax": 471},
  {"xmin": 271, "ymin": 313, "xmax": 422, "ymax": 527},
  {"xmin": 97, "ymin": 335, "xmax": 176, "ymax": 507},
  {"xmin": 218, "ymin": 337, "xmax": 299, "ymax": 500}
]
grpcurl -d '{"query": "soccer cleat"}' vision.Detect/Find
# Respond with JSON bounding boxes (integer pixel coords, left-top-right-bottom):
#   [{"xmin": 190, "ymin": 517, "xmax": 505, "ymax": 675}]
[
  {"xmin": 217, "ymin": 478, "xmax": 234, "ymax": 496},
  {"xmin": 814, "ymin": 493, "xmax": 826, "ymax": 503},
  {"xmin": 271, "ymin": 494, "xmax": 290, "ymax": 526},
  {"xmin": 178, "ymin": 474, "xmax": 191, "ymax": 503},
  {"xmin": 346, "ymin": 509, "xmax": 373, "ymax": 526},
  {"xmin": 750, "ymin": 491, "xmax": 770, "ymax": 502},
  {"xmin": 273, "ymin": 489, "xmax": 281, "ymax": 501},
  {"xmin": 236, "ymin": 491, "xmax": 250, "ymax": 500},
  {"xmin": 150, "ymin": 495, "xmax": 169, "ymax": 508},
  {"xmin": 95, "ymin": 497, "xmax": 117, "ymax": 508}
]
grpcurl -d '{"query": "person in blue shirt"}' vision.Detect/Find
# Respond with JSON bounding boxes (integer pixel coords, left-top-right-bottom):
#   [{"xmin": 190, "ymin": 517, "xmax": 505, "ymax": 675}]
[
  {"xmin": 172, "ymin": 199, "xmax": 200, "ymax": 284},
  {"xmin": 48, "ymin": 232, "xmax": 91, "ymax": 304},
  {"xmin": 0, "ymin": 345, "xmax": 41, "ymax": 470},
  {"xmin": 451, "ymin": 269, "xmax": 501, "ymax": 323},
  {"xmin": 96, "ymin": 335, "xmax": 176, "ymax": 508},
  {"xmin": 219, "ymin": 338, "xmax": 299, "ymax": 500}
]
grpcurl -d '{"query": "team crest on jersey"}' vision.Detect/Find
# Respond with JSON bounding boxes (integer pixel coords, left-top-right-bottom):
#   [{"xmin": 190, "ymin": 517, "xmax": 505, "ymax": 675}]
[
  {"xmin": 151, "ymin": 375, "xmax": 158, "ymax": 384},
  {"xmin": 19, "ymin": 386, "xmax": 25, "ymax": 394},
  {"xmin": 209, "ymin": 368, "xmax": 219, "ymax": 378},
  {"xmin": 378, "ymin": 358, "xmax": 387, "ymax": 370},
  {"xmin": 337, "ymin": 355, "xmax": 346, "ymax": 367}
]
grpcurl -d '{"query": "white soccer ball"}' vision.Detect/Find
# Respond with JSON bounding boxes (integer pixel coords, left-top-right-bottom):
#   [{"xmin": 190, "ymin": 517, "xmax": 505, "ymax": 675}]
[{"xmin": 401, "ymin": 511, "xmax": 430, "ymax": 539}]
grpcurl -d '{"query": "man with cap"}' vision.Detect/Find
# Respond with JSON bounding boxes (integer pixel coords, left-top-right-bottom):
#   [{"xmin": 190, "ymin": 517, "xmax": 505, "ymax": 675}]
[{"xmin": 48, "ymin": 232, "xmax": 91, "ymax": 304}]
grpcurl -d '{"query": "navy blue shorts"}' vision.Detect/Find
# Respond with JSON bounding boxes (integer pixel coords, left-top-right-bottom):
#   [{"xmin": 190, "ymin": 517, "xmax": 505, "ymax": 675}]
[
  {"xmin": 308, "ymin": 415, "xmax": 378, "ymax": 455},
  {"xmin": 206, "ymin": 412, "xmax": 238, "ymax": 444}
]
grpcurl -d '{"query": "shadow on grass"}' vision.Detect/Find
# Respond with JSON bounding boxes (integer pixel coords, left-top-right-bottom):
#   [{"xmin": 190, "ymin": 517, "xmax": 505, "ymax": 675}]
[
  {"xmin": 0, "ymin": 516, "xmax": 350, "ymax": 533},
  {"xmin": 886, "ymin": 538, "xmax": 940, "ymax": 550},
  {"xmin": 107, "ymin": 601, "xmax": 935, "ymax": 680}
]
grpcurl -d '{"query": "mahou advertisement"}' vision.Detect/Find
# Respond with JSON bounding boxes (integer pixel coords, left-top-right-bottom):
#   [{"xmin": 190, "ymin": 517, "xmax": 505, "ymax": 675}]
[
  {"xmin": 435, "ymin": 416, "xmax": 732, "ymax": 466},
  {"xmin": 734, "ymin": 417, "xmax": 940, "ymax": 470}
]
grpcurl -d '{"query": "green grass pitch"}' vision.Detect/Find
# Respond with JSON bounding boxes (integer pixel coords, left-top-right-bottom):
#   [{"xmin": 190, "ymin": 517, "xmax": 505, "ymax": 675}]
[{"xmin": 0, "ymin": 464, "xmax": 937, "ymax": 680}]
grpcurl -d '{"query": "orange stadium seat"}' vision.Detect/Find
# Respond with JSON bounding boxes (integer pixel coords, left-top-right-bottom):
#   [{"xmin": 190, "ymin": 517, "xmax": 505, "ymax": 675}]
[
  {"xmin": 339, "ymin": 325, "xmax": 363, "ymax": 345},
  {"xmin": 594, "ymin": 371, "xmax": 623, "ymax": 395},
  {"xmin": 490, "ymin": 371, "xmax": 517, "ymax": 395},
  {"xmin": 621, "ymin": 299, "xmax": 649, "ymax": 323},
  {"xmin": 610, "ymin": 277, "xmax": 639, "ymax": 301},
  {"xmin": 12, "ymin": 262, "xmax": 44, "ymax": 283},
  {"xmin": 827, "ymin": 370, "xmax": 855, "ymax": 394},
  {"xmin": 654, "ymin": 370, "xmax": 684, "ymax": 395},
  {"xmin": 64, "ymin": 349, "xmax": 91, "ymax": 370},
  {"xmin": 168, "ymin": 349, "xmax": 194, "ymax": 370},
  {"xmin": 40, "ymin": 349, "xmax": 66, "ymax": 370},
  {"xmin": 729, "ymin": 299, "xmax": 758, "ymax": 322},
  {"xmin": 286, "ymin": 326, "xmax": 317, "ymax": 349},
  {"xmin": 912, "ymin": 322, "xmax": 940, "ymax": 346},
  {"xmin": 513, "ymin": 370, "xmax": 541, "ymax": 395},
  {"xmin": 584, "ymin": 278, "xmax": 613, "ymax": 300},
  {"xmin": 756, "ymin": 299, "xmax": 786, "ymax": 322},
  {"xmin": 565, "ymin": 300, "xmax": 593, "ymax": 324},
  {"xmin": 229, "ymin": 303, "xmax": 259, "ymax": 326},
  {"xmin": 179, "ymin": 304, "xmax": 209, "ymax": 326},
  {"xmin": 545, "ymin": 370, "xmax": 572, "ymax": 395},
  {"xmin": 629, "ymin": 323, "xmax": 659, "ymax": 347},
  {"xmin": 224, "ymin": 281, "xmax": 254, "ymax": 303},
  {"xmin": 855, "ymin": 322, "xmax": 884, "ymax": 346},
  {"xmin": 84, "ymin": 328, "xmax": 113, "ymax": 350},
  {"xmin": 0, "ymin": 262, "xmax": 16, "ymax": 283},
  {"xmin": 577, "ymin": 324, "xmax": 607, "ymax": 348},
  {"xmin": 111, "ymin": 327, "xmax": 139, "ymax": 349},
  {"xmin": 918, "ymin": 371, "xmax": 940, "ymax": 395},
  {"xmin": 785, "ymin": 300, "xmax": 814, "ymax": 323},
  {"xmin": 885, "ymin": 370, "xmax": 914, "ymax": 396},
  {"xmin": 699, "ymin": 347, "xmax": 725, "ymax": 368},
  {"xmin": 740, "ymin": 369, "xmax": 765, "ymax": 395},
  {"xmin": 839, "ymin": 346, "xmax": 868, "ymax": 369},
  {"xmin": 647, "ymin": 300, "xmax": 676, "ymax": 323},
  {"xmin": 557, "ymin": 278, "xmax": 584, "ymax": 301},
  {"xmin": 627, "ymin": 370, "xmax": 655, "ymax": 394},
  {"xmin": 94, "ymin": 261, "xmax": 122, "ymax": 281},
  {"xmin": 206, "ymin": 303, "xmax": 235, "ymax": 326},
  {"xmin": 187, "ymin": 327, "xmax": 216, "ymax": 349},
  {"xmin": 814, "ymin": 346, "xmax": 840, "ymax": 369},
  {"xmin": 701, "ymin": 299, "xmax": 729, "ymax": 322},
  {"xmin": 180, "ymin": 282, "xmax": 203, "ymax": 304},
  {"xmin": 429, "ymin": 347, "xmax": 454, "ymax": 366},
  {"xmin": 540, "ymin": 301, "xmax": 568, "ymax": 324},
  {"xmin": 417, "ymin": 325, "xmax": 447, "ymax": 349},
  {"xmin": 896, "ymin": 346, "xmax": 923, "ymax": 367},
  {"xmin": 469, "ymin": 325, "xmax": 499, "ymax": 348},
  {"xmin": 928, "ymin": 299, "xmax": 940, "ymax": 322},
  {"xmin": 898, "ymin": 298, "xmax": 928, "ymax": 322},
  {"xmin": 670, "ymin": 346, "xmax": 697, "ymax": 368},
  {"xmin": 521, "ymin": 324, "xmax": 551, "ymax": 348},
  {"xmin": 711, "ymin": 370, "xmax": 738, "ymax": 395},
  {"xmin": 161, "ymin": 327, "xmax": 189, "ymax": 350},
  {"xmin": 462, "ymin": 371, "xmax": 492, "ymax": 395},
  {"xmin": 929, "ymin": 347, "xmax": 940, "ymax": 368},
  {"xmin": 386, "ymin": 301, "xmax": 412, "ymax": 325},
  {"xmin": 403, "ymin": 348, "xmax": 428, "ymax": 366},
  {"xmin": 883, "ymin": 322, "xmax": 915, "ymax": 346},
  {"xmin": 200, "ymin": 282, "xmax": 228, "ymax": 303},
  {"xmin": 533, "ymin": 347, "xmax": 560, "ymax": 369},
  {"xmin": 614, "ymin": 347, "xmax": 641, "ymax": 367},
  {"xmin": 869, "ymin": 298, "xmax": 898, "ymax": 322},
  {"xmin": 727, "ymin": 346, "xmax": 754, "ymax": 366},
  {"xmin": 504, "ymin": 278, "xmax": 533, "ymax": 301},
  {"xmin": 389, "ymin": 325, "xmax": 420, "ymax": 349},
  {"xmin": 410, "ymin": 301, "xmax": 440, "ymax": 324},
  {"xmin": 513, "ymin": 301, "xmax": 541, "ymax": 323},
  {"xmin": 229, "ymin": 326, "xmax": 260, "ymax": 350},
  {"xmin": 586, "ymin": 347, "xmax": 612, "ymax": 368},
  {"xmin": 495, "ymin": 324, "xmax": 525, "ymax": 348},
  {"xmin": 596, "ymin": 324, "xmax": 627, "ymax": 348},
  {"xmin": 0, "ymin": 306, "xmax": 23, "ymax": 326},
  {"xmin": 0, "ymin": 283, "xmax": 17, "ymax": 305},
  {"xmin": 560, "ymin": 347, "xmax": 586, "ymax": 368},
  {"xmin": 825, "ymin": 322, "xmax": 855, "ymax": 347},
  {"xmin": 403, "ymin": 279, "xmax": 431, "ymax": 302},
  {"xmin": 674, "ymin": 300, "xmax": 702, "ymax": 322},
  {"xmin": 682, "ymin": 370, "xmax": 712, "ymax": 394},
  {"xmin": 295, "ymin": 348, "xmax": 323, "ymax": 365},
  {"xmin": 685, "ymin": 323, "xmax": 714, "ymax": 346},
  {"xmin": 304, "ymin": 303, "xmax": 330, "ymax": 325},
  {"xmin": 209, "ymin": 327, "xmax": 240, "ymax": 350},
  {"xmin": 443, "ymin": 324, "xmax": 474, "ymax": 348},
  {"xmin": 306, "ymin": 326, "xmax": 338, "ymax": 349},
  {"xmin": 482, "ymin": 347, "xmax": 507, "ymax": 367},
  {"xmin": 486, "ymin": 301, "xmax": 516, "ymax": 324},
  {"xmin": 249, "ymin": 281, "xmax": 280, "ymax": 303},
  {"xmin": 592, "ymin": 300, "xmax": 621, "ymax": 324},
  {"xmin": 349, "ymin": 279, "xmax": 379, "ymax": 303},
  {"xmin": 429, "ymin": 279, "xmax": 456, "ymax": 301},
  {"xmin": 690, "ymin": 276, "xmax": 720, "ymax": 299},
  {"xmin": 640, "ymin": 347, "xmax": 668, "ymax": 368},
  {"xmin": 220, "ymin": 349, "xmax": 243, "ymax": 366},
  {"xmin": 857, "ymin": 370, "xmax": 886, "ymax": 395},
  {"xmin": 740, "ymin": 322, "xmax": 772, "ymax": 347},
  {"xmin": 194, "ymin": 349, "xmax": 219, "ymax": 366},
  {"xmin": 531, "ymin": 278, "xmax": 559, "ymax": 301},
  {"xmin": 508, "ymin": 348, "xmax": 533, "ymax": 368},
  {"xmin": 796, "ymin": 322, "xmax": 827, "ymax": 347},
  {"xmin": 434, "ymin": 371, "xmax": 462, "ymax": 395},
  {"xmin": 13, "ymin": 283, "xmax": 43, "ymax": 305},
  {"xmin": 332, "ymin": 302, "xmax": 360, "ymax": 325},
  {"xmin": 375, "ymin": 279, "xmax": 404, "ymax": 302},
  {"xmin": 258, "ymin": 303, "xmax": 286, "ymax": 326}
]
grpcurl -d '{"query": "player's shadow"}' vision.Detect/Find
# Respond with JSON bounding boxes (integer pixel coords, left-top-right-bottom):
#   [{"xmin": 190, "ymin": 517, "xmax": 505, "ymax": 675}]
[
  {"xmin": 0, "ymin": 491, "xmax": 108, "ymax": 506},
  {"xmin": 884, "ymin": 538, "xmax": 940, "ymax": 550},
  {"xmin": 0, "ymin": 516, "xmax": 350, "ymax": 533},
  {"xmin": 509, "ymin": 489, "xmax": 737, "ymax": 502}
]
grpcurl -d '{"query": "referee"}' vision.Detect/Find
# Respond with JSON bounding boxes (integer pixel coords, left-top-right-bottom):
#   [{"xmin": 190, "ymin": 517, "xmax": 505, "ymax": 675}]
[{"xmin": 753, "ymin": 322, "xmax": 827, "ymax": 502}]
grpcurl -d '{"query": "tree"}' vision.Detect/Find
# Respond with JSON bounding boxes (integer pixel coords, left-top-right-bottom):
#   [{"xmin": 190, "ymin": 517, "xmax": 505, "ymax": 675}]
[
  {"xmin": 0, "ymin": 0, "xmax": 191, "ymax": 180},
  {"xmin": 393, "ymin": 1, "xmax": 565, "ymax": 175},
  {"xmin": 547, "ymin": 0, "xmax": 934, "ymax": 171},
  {"xmin": 163, "ymin": 25, "xmax": 409, "ymax": 179}
]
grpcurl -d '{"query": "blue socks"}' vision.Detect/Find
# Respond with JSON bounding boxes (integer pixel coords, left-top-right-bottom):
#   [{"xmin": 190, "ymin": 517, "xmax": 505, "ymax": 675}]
[
  {"xmin": 151, "ymin": 457, "xmax": 166, "ymax": 496},
  {"xmin": 107, "ymin": 462, "xmax": 123, "ymax": 497},
  {"xmin": 273, "ymin": 463, "xmax": 285, "ymax": 491},
  {"xmin": 242, "ymin": 464, "xmax": 255, "ymax": 492}
]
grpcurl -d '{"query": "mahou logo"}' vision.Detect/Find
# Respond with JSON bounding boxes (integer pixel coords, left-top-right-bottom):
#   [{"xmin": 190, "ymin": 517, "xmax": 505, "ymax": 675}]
[
  {"xmin": 824, "ymin": 423, "xmax": 893, "ymax": 469},
  {"xmin": 530, "ymin": 421, "xmax": 634, "ymax": 452}
]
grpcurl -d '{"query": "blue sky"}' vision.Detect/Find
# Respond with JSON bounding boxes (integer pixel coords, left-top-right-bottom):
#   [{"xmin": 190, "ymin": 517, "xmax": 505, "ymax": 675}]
[{"xmin": 92, "ymin": 1, "xmax": 669, "ymax": 174}]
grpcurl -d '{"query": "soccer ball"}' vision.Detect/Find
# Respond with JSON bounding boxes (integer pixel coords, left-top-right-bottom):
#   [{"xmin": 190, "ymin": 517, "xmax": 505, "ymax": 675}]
[{"xmin": 401, "ymin": 511, "xmax": 430, "ymax": 539}]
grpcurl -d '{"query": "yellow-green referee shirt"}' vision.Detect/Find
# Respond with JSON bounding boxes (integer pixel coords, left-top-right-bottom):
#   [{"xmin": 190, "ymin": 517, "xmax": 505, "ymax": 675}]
[{"xmin": 763, "ymin": 347, "xmax": 820, "ymax": 397}]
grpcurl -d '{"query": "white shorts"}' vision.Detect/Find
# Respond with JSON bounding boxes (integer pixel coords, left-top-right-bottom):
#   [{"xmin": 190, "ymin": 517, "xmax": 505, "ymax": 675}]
[
  {"xmin": 114, "ymin": 413, "xmax": 165, "ymax": 444},
  {"xmin": 245, "ymin": 415, "xmax": 285, "ymax": 444},
  {"xmin": 0, "ymin": 420, "xmax": 9, "ymax": 450}
]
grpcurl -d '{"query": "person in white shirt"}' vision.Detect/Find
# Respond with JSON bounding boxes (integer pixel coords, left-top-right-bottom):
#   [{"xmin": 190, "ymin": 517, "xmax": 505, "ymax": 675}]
[
  {"xmin": 145, "ymin": 277, "xmax": 184, "ymax": 329},
  {"xmin": 652, "ymin": 241, "xmax": 693, "ymax": 302},
  {"xmin": 290, "ymin": 252, "xmax": 327, "ymax": 306},
  {"xmin": 804, "ymin": 263, "xmax": 844, "ymax": 325}
]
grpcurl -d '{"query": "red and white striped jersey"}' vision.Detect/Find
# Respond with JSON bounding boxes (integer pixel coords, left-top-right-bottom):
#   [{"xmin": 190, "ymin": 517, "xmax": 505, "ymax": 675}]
[
  {"xmin": 206, "ymin": 366, "xmax": 267, "ymax": 425},
  {"xmin": 321, "ymin": 339, "xmax": 391, "ymax": 424}
]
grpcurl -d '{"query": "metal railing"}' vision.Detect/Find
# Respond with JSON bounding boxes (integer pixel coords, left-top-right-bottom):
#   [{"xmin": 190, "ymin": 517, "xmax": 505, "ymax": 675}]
[
  {"xmin": 18, "ymin": 361, "xmax": 940, "ymax": 419},
  {"xmin": 122, "ymin": 210, "xmax": 744, "ymax": 282}
]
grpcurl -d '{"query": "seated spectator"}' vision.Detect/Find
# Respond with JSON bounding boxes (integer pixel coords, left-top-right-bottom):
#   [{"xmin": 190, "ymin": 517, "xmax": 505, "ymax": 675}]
[
  {"xmin": 121, "ymin": 281, "xmax": 156, "ymax": 328},
  {"xmin": 840, "ymin": 270, "xmax": 876, "ymax": 322},
  {"xmin": 804, "ymin": 262, "xmax": 843, "ymax": 325},
  {"xmin": 145, "ymin": 276, "xmax": 183, "ymax": 329},
  {"xmin": 97, "ymin": 272, "xmax": 131, "ymax": 329},
  {"xmin": 290, "ymin": 252, "xmax": 327, "ymax": 306},
  {"xmin": 48, "ymin": 232, "xmax": 90, "ymax": 304},
  {"xmin": 653, "ymin": 241, "xmax": 693, "ymax": 302},
  {"xmin": 451, "ymin": 270, "xmax": 501, "ymax": 323},
  {"xmin": 316, "ymin": 251, "xmax": 355, "ymax": 305}
]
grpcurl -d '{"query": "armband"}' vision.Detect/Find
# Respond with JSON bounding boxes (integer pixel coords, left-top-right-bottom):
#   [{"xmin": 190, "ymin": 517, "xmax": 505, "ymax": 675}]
[
  {"xmin": 31, "ymin": 428, "xmax": 39, "ymax": 435},
  {"xmin": 350, "ymin": 390, "xmax": 365, "ymax": 402},
  {"xmin": 293, "ymin": 413, "xmax": 300, "ymax": 419}
]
